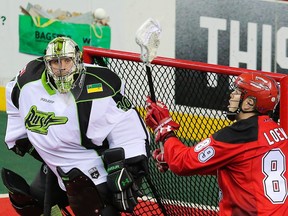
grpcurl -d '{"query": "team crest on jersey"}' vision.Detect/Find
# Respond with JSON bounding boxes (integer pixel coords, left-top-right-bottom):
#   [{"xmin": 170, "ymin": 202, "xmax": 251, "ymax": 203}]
[
  {"xmin": 24, "ymin": 105, "xmax": 68, "ymax": 135},
  {"xmin": 88, "ymin": 167, "xmax": 100, "ymax": 179}
]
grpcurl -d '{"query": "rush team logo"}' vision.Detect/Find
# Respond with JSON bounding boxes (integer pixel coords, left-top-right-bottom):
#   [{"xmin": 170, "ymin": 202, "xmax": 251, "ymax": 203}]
[{"xmin": 25, "ymin": 105, "xmax": 68, "ymax": 134}]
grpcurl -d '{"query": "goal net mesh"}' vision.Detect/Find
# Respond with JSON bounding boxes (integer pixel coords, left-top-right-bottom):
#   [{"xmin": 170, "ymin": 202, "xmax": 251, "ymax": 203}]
[{"xmin": 83, "ymin": 47, "xmax": 286, "ymax": 216}]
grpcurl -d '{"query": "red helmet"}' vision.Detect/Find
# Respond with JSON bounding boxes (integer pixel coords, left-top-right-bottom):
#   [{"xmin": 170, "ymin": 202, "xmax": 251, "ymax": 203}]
[{"xmin": 234, "ymin": 72, "xmax": 279, "ymax": 114}]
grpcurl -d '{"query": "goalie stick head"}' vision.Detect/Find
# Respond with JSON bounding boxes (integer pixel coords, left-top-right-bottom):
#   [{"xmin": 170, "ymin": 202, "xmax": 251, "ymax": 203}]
[{"xmin": 135, "ymin": 18, "xmax": 162, "ymax": 64}]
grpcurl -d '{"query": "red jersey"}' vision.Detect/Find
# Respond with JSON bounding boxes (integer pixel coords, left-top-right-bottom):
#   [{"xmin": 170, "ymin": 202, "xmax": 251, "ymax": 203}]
[{"xmin": 164, "ymin": 115, "xmax": 288, "ymax": 215}]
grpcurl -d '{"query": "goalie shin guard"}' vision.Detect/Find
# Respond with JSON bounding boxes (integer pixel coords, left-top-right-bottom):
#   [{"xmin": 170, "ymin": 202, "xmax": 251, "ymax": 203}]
[
  {"xmin": 56, "ymin": 167, "xmax": 117, "ymax": 216},
  {"xmin": 1, "ymin": 168, "xmax": 43, "ymax": 216}
]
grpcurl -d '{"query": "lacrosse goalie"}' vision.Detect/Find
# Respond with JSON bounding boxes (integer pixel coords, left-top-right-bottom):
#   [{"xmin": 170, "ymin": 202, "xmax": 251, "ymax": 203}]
[{"xmin": 2, "ymin": 37, "xmax": 150, "ymax": 216}]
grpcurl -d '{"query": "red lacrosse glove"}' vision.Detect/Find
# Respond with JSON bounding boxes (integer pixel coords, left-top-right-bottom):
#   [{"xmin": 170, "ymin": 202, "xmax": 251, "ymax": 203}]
[
  {"xmin": 145, "ymin": 96, "xmax": 179, "ymax": 143},
  {"xmin": 152, "ymin": 148, "xmax": 169, "ymax": 173}
]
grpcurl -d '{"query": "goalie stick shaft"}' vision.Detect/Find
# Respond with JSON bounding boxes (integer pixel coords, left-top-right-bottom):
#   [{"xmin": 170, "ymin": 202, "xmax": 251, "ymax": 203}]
[
  {"xmin": 135, "ymin": 18, "xmax": 161, "ymax": 102},
  {"xmin": 146, "ymin": 65, "xmax": 156, "ymax": 102},
  {"xmin": 43, "ymin": 166, "xmax": 52, "ymax": 216},
  {"xmin": 135, "ymin": 18, "xmax": 164, "ymax": 153},
  {"xmin": 147, "ymin": 63, "xmax": 164, "ymax": 152},
  {"xmin": 145, "ymin": 174, "xmax": 168, "ymax": 216}
]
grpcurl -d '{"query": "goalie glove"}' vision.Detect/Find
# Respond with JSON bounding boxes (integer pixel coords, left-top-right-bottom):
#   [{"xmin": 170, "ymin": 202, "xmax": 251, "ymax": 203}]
[
  {"xmin": 145, "ymin": 96, "xmax": 180, "ymax": 143},
  {"xmin": 152, "ymin": 148, "xmax": 169, "ymax": 173},
  {"xmin": 11, "ymin": 138, "xmax": 43, "ymax": 162},
  {"xmin": 103, "ymin": 148, "xmax": 139, "ymax": 213}
]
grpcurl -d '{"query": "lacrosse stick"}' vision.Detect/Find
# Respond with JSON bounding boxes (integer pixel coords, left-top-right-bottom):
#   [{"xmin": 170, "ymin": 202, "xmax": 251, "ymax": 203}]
[
  {"xmin": 135, "ymin": 21, "xmax": 168, "ymax": 214},
  {"xmin": 135, "ymin": 18, "xmax": 161, "ymax": 102},
  {"xmin": 43, "ymin": 166, "xmax": 53, "ymax": 216},
  {"xmin": 135, "ymin": 19, "xmax": 166, "ymax": 156}
]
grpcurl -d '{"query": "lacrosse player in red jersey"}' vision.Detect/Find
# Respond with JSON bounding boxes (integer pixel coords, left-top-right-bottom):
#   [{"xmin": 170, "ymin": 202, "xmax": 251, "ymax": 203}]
[{"xmin": 145, "ymin": 72, "xmax": 288, "ymax": 215}]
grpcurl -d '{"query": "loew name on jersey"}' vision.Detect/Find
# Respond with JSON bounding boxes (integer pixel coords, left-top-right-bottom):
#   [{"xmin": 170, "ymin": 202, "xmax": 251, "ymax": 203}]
[{"xmin": 263, "ymin": 127, "xmax": 288, "ymax": 145}]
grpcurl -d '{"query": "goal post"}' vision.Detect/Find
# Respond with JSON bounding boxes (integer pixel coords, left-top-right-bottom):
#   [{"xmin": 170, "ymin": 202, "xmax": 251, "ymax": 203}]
[{"xmin": 83, "ymin": 46, "xmax": 288, "ymax": 216}]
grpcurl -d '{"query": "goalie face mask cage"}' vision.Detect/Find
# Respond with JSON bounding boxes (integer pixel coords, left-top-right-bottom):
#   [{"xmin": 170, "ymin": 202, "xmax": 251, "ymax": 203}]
[
  {"xmin": 44, "ymin": 37, "xmax": 84, "ymax": 94},
  {"xmin": 83, "ymin": 46, "xmax": 288, "ymax": 216}
]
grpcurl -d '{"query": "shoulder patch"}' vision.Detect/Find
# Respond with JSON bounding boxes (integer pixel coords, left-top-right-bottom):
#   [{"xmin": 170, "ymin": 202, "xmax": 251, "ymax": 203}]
[
  {"xmin": 198, "ymin": 146, "xmax": 215, "ymax": 163},
  {"xmin": 86, "ymin": 83, "xmax": 103, "ymax": 93},
  {"xmin": 194, "ymin": 138, "xmax": 211, "ymax": 152}
]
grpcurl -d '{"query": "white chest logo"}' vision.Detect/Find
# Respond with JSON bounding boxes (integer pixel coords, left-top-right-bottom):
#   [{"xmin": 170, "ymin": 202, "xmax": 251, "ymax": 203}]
[{"xmin": 25, "ymin": 105, "xmax": 68, "ymax": 135}]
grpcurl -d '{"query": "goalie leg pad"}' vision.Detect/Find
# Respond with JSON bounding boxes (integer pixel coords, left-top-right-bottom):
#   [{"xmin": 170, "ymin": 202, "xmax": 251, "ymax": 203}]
[
  {"xmin": 1, "ymin": 168, "xmax": 43, "ymax": 216},
  {"xmin": 30, "ymin": 164, "xmax": 69, "ymax": 209},
  {"xmin": 57, "ymin": 166, "xmax": 115, "ymax": 216}
]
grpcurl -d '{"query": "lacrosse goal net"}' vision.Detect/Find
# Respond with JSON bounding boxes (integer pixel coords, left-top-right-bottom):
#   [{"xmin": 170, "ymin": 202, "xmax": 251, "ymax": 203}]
[{"xmin": 83, "ymin": 46, "xmax": 288, "ymax": 216}]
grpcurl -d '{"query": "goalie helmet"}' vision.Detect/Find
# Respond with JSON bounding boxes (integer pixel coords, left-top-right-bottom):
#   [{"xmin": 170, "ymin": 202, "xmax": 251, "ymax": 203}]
[
  {"xmin": 44, "ymin": 37, "xmax": 84, "ymax": 93},
  {"xmin": 234, "ymin": 72, "xmax": 279, "ymax": 114}
]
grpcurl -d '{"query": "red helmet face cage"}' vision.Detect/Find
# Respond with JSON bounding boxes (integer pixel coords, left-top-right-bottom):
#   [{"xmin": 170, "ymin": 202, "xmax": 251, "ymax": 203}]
[{"xmin": 234, "ymin": 73, "xmax": 279, "ymax": 114}]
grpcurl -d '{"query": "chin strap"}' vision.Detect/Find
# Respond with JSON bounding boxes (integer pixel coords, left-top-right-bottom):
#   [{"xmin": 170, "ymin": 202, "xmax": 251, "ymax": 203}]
[
  {"xmin": 226, "ymin": 99, "xmax": 242, "ymax": 121},
  {"xmin": 226, "ymin": 107, "xmax": 259, "ymax": 121},
  {"xmin": 226, "ymin": 98, "xmax": 258, "ymax": 121},
  {"xmin": 226, "ymin": 111, "xmax": 238, "ymax": 121}
]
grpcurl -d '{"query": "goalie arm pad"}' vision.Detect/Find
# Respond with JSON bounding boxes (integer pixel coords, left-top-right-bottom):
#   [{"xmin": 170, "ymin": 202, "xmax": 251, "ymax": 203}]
[
  {"xmin": 103, "ymin": 148, "xmax": 139, "ymax": 213},
  {"xmin": 103, "ymin": 148, "xmax": 133, "ymax": 192},
  {"xmin": 11, "ymin": 138, "xmax": 43, "ymax": 162}
]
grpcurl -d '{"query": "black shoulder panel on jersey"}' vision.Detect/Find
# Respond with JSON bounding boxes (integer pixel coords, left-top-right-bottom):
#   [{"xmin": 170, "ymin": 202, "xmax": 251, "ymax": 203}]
[
  {"xmin": 11, "ymin": 58, "xmax": 45, "ymax": 109},
  {"xmin": 76, "ymin": 100, "xmax": 109, "ymax": 154},
  {"xmin": 76, "ymin": 66, "xmax": 122, "ymax": 101},
  {"xmin": 11, "ymin": 84, "xmax": 20, "ymax": 109},
  {"xmin": 212, "ymin": 115, "xmax": 258, "ymax": 144},
  {"xmin": 17, "ymin": 57, "xmax": 45, "ymax": 88},
  {"xmin": 75, "ymin": 66, "xmax": 121, "ymax": 153}
]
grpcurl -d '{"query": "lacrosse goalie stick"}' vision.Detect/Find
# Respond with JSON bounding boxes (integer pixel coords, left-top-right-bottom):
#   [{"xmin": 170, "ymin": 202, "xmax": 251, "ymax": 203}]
[
  {"xmin": 136, "ymin": 18, "xmax": 165, "ymax": 152},
  {"xmin": 135, "ymin": 19, "xmax": 168, "ymax": 215},
  {"xmin": 135, "ymin": 18, "xmax": 162, "ymax": 102}
]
